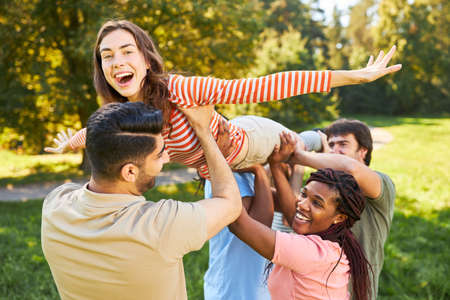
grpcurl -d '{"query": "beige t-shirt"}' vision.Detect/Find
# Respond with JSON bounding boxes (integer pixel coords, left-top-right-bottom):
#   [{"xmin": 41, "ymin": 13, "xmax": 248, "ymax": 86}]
[{"xmin": 41, "ymin": 183, "xmax": 207, "ymax": 300}]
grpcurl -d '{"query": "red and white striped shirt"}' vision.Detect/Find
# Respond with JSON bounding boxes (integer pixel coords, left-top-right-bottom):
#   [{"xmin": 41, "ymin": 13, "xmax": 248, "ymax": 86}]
[{"xmin": 69, "ymin": 71, "xmax": 331, "ymax": 178}]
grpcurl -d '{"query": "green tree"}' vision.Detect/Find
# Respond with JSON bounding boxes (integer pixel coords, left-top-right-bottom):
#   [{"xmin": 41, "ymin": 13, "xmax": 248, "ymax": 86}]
[
  {"xmin": 373, "ymin": 0, "xmax": 449, "ymax": 114},
  {"xmin": 329, "ymin": 0, "xmax": 397, "ymax": 115},
  {"xmin": 220, "ymin": 0, "xmax": 335, "ymax": 130},
  {"xmin": 0, "ymin": 0, "xmax": 263, "ymax": 154},
  {"xmin": 336, "ymin": 0, "xmax": 449, "ymax": 115},
  {"xmin": 229, "ymin": 27, "xmax": 336, "ymax": 129},
  {"xmin": 260, "ymin": 0, "xmax": 326, "ymax": 67},
  {"xmin": 324, "ymin": 6, "xmax": 350, "ymax": 70}
]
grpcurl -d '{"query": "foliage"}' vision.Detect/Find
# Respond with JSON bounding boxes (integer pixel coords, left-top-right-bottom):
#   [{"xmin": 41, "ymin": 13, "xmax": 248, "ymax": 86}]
[
  {"xmin": 260, "ymin": 0, "xmax": 326, "ymax": 57},
  {"xmin": 373, "ymin": 0, "xmax": 450, "ymax": 114},
  {"xmin": 220, "ymin": 27, "xmax": 337, "ymax": 129},
  {"xmin": 0, "ymin": 0, "xmax": 262, "ymax": 153},
  {"xmin": 333, "ymin": 0, "xmax": 450, "ymax": 115},
  {"xmin": 1, "ymin": 0, "xmax": 449, "ymax": 150},
  {"xmin": 0, "ymin": 0, "xmax": 100, "ymax": 153},
  {"xmin": 256, "ymin": 0, "xmax": 336, "ymax": 128},
  {"xmin": 218, "ymin": 0, "xmax": 335, "ymax": 128}
]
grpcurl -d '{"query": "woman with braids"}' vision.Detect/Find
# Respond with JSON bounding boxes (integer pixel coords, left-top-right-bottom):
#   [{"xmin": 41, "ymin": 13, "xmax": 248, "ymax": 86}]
[
  {"xmin": 45, "ymin": 19, "xmax": 401, "ymax": 179},
  {"xmin": 228, "ymin": 132, "xmax": 371, "ymax": 300}
]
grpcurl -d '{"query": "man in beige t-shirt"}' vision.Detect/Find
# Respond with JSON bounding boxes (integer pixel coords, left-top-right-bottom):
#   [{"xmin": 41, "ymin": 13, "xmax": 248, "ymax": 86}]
[{"xmin": 41, "ymin": 102, "xmax": 241, "ymax": 300}]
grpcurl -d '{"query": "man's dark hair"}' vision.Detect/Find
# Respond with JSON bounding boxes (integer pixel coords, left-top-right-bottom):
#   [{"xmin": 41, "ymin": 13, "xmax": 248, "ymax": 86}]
[
  {"xmin": 86, "ymin": 102, "xmax": 163, "ymax": 181},
  {"xmin": 325, "ymin": 119, "xmax": 373, "ymax": 166}
]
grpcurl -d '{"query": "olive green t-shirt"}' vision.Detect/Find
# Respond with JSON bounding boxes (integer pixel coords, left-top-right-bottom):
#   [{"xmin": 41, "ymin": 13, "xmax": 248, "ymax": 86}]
[
  {"xmin": 41, "ymin": 183, "xmax": 207, "ymax": 300},
  {"xmin": 351, "ymin": 171, "xmax": 396, "ymax": 299}
]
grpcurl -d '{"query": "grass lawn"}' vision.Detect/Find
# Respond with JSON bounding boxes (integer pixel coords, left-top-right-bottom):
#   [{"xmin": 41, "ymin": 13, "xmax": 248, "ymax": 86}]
[
  {"xmin": 0, "ymin": 151, "xmax": 85, "ymax": 188},
  {"xmin": 1, "ymin": 116, "xmax": 449, "ymax": 299},
  {"xmin": 0, "ymin": 150, "xmax": 185, "ymax": 188}
]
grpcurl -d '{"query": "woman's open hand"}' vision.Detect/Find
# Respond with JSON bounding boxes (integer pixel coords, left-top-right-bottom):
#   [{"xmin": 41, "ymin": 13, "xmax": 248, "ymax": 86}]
[
  {"xmin": 44, "ymin": 129, "xmax": 74, "ymax": 154},
  {"xmin": 358, "ymin": 45, "xmax": 402, "ymax": 83}
]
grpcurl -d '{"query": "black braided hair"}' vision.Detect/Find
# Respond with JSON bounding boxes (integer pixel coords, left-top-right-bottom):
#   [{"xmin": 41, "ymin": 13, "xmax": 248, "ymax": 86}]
[{"xmin": 307, "ymin": 168, "xmax": 372, "ymax": 300}]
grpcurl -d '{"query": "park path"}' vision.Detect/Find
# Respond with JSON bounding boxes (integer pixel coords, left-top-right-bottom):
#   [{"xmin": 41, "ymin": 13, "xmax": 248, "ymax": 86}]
[
  {"xmin": 0, "ymin": 168, "xmax": 199, "ymax": 202},
  {"xmin": 0, "ymin": 128, "xmax": 393, "ymax": 202}
]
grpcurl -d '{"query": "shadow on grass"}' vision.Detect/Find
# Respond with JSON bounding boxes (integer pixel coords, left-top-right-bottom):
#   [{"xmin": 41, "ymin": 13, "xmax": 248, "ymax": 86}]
[
  {"xmin": 342, "ymin": 115, "xmax": 446, "ymax": 128},
  {"xmin": 0, "ymin": 162, "xmax": 185, "ymax": 189},
  {"xmin": 379, "ymin": 206, "xmax": 450, "ymax": 300},
  {"xmin": 0, "ymin": 163, "xmax": 86, "ymax": 188}
]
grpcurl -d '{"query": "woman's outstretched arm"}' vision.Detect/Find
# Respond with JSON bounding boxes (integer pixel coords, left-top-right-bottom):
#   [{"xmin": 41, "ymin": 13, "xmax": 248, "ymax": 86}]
[
  {"xmin": 169, "ymin": 45, "xmax": 400, "ymax": 106},
  {"xmin": 229, "ymin": 205, "xmax": 276, "ymax": 261}
]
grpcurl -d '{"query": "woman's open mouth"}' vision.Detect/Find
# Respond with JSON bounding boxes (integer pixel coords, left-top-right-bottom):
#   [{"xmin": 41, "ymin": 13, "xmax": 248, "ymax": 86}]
[
  {"xmin": 295, "ymin": 210, "xmax": 311, "ymax": 222},
  {"xmin": 114, "ymin": 72, "xmax": 134, "ymax": 86}
]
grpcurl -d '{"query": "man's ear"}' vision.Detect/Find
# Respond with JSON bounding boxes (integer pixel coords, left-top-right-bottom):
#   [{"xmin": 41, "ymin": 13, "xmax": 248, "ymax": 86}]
[
  {"xmin": 333, "ymin": 213, "xmax": 348, "ymax": 224},
  {"xmin": 358, "ymin": 146, "xmax": 368, "ymax": 162},
  {"xmin": 120, "ymin": 163, "xmax": 139, "ymax": 183}
]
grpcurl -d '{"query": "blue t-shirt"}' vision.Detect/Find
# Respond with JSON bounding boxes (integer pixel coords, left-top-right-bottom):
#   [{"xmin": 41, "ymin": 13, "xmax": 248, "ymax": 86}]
[{"xmin": 204, "ymin": 172, "xmax": 271, "ymax": 300}]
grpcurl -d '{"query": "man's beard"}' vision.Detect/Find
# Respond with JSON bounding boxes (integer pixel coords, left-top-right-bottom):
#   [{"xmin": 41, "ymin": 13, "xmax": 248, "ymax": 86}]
[{"xmin": 136, "ymin": 173, "xmax": 155, "ymax": 194}]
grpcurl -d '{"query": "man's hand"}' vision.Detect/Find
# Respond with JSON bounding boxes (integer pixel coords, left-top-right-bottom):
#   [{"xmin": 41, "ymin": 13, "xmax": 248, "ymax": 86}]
[
  {"xmin": 216, "ymin": 119, "xmax": 233, "ymax": 157},
  {"xmin": 44, "ymin": 129, "xmax": 74, "ymax": 154},
  {"xmin": 179, "ymin": 105, "xmax": 214, "ymax": 130},
  {"xmin": 358, "ymin": 45, "xmax": 402, "ymax": 83},
  {"xmin": 268, "ymin": 131, "xmax": 297, "ymax": 165},
  {"xmin": 318, "ymin": 131, "xmax": 331, "ymax": 153},
  {"xmin": 235, "ymin": 164, "xmax": 265, "ymax": 175}
]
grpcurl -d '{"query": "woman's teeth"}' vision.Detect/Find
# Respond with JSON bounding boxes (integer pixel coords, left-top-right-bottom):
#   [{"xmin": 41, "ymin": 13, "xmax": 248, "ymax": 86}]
[
  {"xmin": 296, "ymin": 211, "xmax": 311, "ymax": 221},
  {"xmin": 115, "ymin": 72, "xmax": 133, "ymax": 78},
  {"xmin": 115, "ymin": 72, "xmax": 133, "ymax": 84}
]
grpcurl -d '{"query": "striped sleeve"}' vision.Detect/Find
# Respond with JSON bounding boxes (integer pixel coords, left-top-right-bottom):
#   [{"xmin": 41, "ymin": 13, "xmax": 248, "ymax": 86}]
[
  {"xmin": 168, "ymin": 71, "xmax": 331, "ymax": 107},
  {"xmin": 69, "ymin": 128, "xmax": 86, "ymax": 150}
]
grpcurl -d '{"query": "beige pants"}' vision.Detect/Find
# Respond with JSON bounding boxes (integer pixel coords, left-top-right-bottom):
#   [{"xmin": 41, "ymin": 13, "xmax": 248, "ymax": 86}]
[{"xmin": 230, "ymin": 116, "xmax": 293, "ymax": 169}]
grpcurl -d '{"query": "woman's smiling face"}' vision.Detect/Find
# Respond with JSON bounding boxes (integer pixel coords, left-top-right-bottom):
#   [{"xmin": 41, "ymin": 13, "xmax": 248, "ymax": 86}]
[
  {"xmin": 99, "ymin": 29, "xmax": 149, "ymax": 102},
  {"xmin": 292, "ymin": 181, "xmax": 347, "ymax": 235}
]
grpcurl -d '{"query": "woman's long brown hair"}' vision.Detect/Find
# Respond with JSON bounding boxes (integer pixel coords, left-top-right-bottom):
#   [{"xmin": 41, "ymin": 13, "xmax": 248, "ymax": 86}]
[{"xmin": 93, "ymin": 20, "xmax": 172, "ymax": 127}]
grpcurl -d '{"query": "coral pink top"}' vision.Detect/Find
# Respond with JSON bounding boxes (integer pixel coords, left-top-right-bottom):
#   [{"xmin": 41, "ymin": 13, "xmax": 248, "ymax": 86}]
[
  {"xmin": 69, "ymin": 71, "xmax": 331, "ymax": 178},
  {"xmin": 268, "ymin": 231, "xmax": 350, "ymax": 300}
]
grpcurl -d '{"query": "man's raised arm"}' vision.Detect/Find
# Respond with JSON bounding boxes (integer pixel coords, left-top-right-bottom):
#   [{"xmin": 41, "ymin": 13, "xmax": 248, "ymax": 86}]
[
  {"xmin": 180, "ymin": 106, "xmax": 241, "ymax": 240},
  {"xmin": 288, "ymin": 132, "xmax": 381, "ymax": 199}
]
